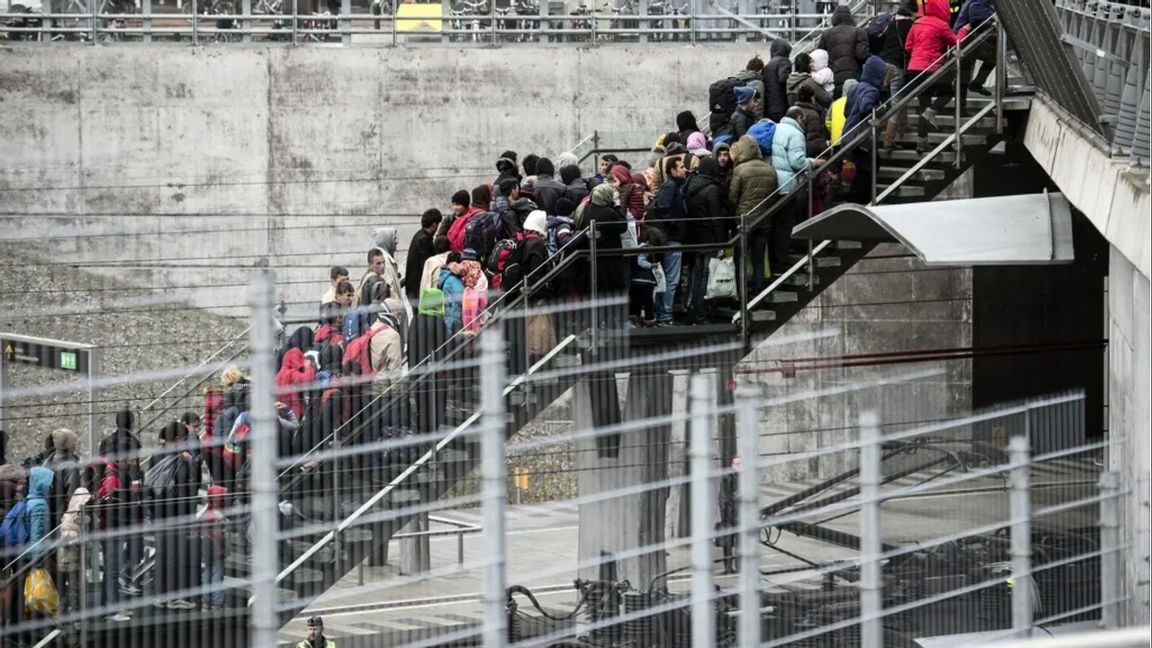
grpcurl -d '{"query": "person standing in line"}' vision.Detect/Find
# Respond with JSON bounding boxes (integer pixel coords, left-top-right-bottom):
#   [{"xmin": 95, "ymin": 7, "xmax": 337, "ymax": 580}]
[
  {"xmin": 297, "ymin": 616, "xmax": 337, "ymax": 648},
  {"xmin": 404, "ymin": 209, "xmax": 442, "ymax": 303}
]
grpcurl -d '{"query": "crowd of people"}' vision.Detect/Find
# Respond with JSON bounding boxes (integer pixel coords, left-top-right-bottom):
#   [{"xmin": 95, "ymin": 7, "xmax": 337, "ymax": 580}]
[{"xmin": 0, "ymin": 0, "xmax": 996, "ymax": 633}]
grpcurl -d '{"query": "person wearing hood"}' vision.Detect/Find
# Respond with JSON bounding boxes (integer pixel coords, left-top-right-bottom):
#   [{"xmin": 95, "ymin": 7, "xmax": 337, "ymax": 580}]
[
  {"xmin": 734, "ymin": 56, "xmax": 769, "ymax": 121},
  {"xmin": 533, "ymin": 158, "xmax": 567, "ymax": 215},
  {"xmin": 828, "ymin": 78, "xmax": 859, "ymax": 145},
  {"xmin": 584, "ymin": 183, "xmax": 630, "ymax": 304},
  {"xmin": 729, "ymin": 86, "xmax": 759, "ymax": 142},
  {"xmin": 554, "ymin": 151, "xmax": 579, "ymax": 171},
  {"xmin": 729, "ymin": 135, "xmax": 778, "ymax": 295},
  {"xmin": 771, "ymin": 107, "xmax": 821, "ymax": 277},
  {"xmin": 905, "ymin": 0, "xmax": 959, "ymax": 151},
  {"xmin": 99, "ymin": 408, "xmax": 142, "ymax": 461},
  {"xmin": 786, "ymin": 52, "xmax": 834, "ymax": 109},
  {"xmin": 809, "ymin": 49, "xmax": 836, "ymax": 94},
  {"xmin": 560, "ymin": 164, "xmax": 589, "ymax": 205},
  {"xmin": 371, "ymin": 227, "xmax": 405, "ymax": 306},
  {"xmin": 0, "ymin": 463, "xmax": 25, "ymax": 519},
  {"xmin": 438, "ymin": 253, "xmax": 467, "ymax": 334},
  {"xmin": 58, "ymin": 486, "xmax": 91, "ymax": 616},
  {"xmin": 609, "ymin": 164, "xmax": 646, "ymax": 225},
  {"xmin": 404, "ymin": 209, "xmax": 442, "ymax": 302},
  {"xmin": 25, "ymin": 466, "xmax": 53, "ymax": 561},
  {"xmin": 676, "ymin": 111, "xmax": 701, "ymax": 143},
  {"xmin": 763, "ymin": 39, "xmax": 793, "ymax": 122},
  {"xmin": 44, "ymin": 427, "xmax": 81, "ymax": 528},
  {"xmin": 816, "ymin": 4, "xmax": 870, "ymax": 97},
  {"xmin": 686, "ymin": 132, "xmax": 710, "ymax": 157},
  {"xmin": 844, "ymin": 56, "xmax": 891, "ymax": 202},
  {"xmin": 684, "ymin": 156, "xmax": 730, "ymax": 324},
  {"xmin": 495, "ymin": 151, "xmax": 520, "ymax": 185},
  {"xmin": 879, "ymin": 0, "xmax": 918, "ymax": 148},
  {"xmin": 275, "ymin": 348, "xmax": 315, "ymax": 421}
]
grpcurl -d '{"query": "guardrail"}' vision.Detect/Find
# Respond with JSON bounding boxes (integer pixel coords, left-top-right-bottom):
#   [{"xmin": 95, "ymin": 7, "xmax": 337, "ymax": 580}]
[{"xmin": 0, "ymin": 5, "xmax": 845, "ymax": 45}]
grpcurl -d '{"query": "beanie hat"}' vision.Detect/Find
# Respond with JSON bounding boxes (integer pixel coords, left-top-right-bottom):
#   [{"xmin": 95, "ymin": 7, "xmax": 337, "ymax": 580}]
[
  {"xmin": 735, "ymin": 86, "xmax": 756, "ymax": 107},
  {"xmin": 51, "ymin": 428, "xmax": 78, "ymax": 453},
  {"xmin": 843, "ymin": 78, "xmax": 860, "ymax": 100},
  {"xmin": 451, "ymin": 190, "xmax": 470, "ymax": 208},
  {"xmin": 559, "ymin": 165, "xmax": 582, "ymax": 185}
]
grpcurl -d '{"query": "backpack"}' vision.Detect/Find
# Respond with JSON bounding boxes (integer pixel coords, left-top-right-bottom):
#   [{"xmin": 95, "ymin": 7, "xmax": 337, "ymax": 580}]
[
  {"xmin": 546, "ymin": 215, "xmax": 575, "ymax": 257},
  {"xmin": 747, "ymin": 120, "xmax": 777, "ymax": 157},
  {"xmin": 708, "ymin": 77, "xmax": 747, "ymax": 136},
  {"xmin": 447, "ymin": 209, "xmax": 474, "ymax": 253},
  {"xmin": 342, "ymin": 308, "xmax": 373, "ymax": 344},
  {"xmin": 863, "ymin": 12, "xmax": 894, "ymax": 53},
  {"xmin": 143, "ymin": 453, "xmax": 181, "ymax": 503},
  {"xmin": 0, "ymin": 500, "xmax": 30, "ymax": 548},
  {"xmin": 342, "ymin": 325, "xmax": 387, "ymax": 376},
  {"xmin": 464, "ymin": 211, "xmax": 496, "ymax": 261},
  {"xmin": 487, "ymin": 237, "xmax": 519, "ymax": 289}
]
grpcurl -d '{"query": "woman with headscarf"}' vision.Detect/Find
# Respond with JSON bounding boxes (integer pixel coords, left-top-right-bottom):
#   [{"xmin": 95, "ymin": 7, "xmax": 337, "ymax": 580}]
[
  {"xmin": 686, "ymin": 132, "xmax": 711, "ymax": 157},
  {"xmin": 676, "ymin": 111, "xmax": 701, "ymax": 143},
  {"xmin": 609, "ymin": 164, "xmax": 646, "ymax": 228},
  {"xmin": 584, "ymin": 184, "xmax": 629, "ymax": 313}
]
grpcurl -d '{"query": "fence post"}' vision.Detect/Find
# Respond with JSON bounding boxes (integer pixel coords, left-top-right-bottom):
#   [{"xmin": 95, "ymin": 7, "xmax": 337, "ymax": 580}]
[
  {"xmin": 736, "ymin": 387, "xmax": 761, "ymax": 648},
  {"xmin": 1098, "ymin": 471, "xmax": 1121, "ymax": 629},
  {"xmin": 689, "ymin": 373, "xmax": 716, "ymax": 648},
  {"xmin": 995, "ymin": 17, "xmax": 1005, "ymax": 134},
  {"xmin": 738, "ymin": 208, "xmax": 748, "ymax": 346},
  {"xmin": 191, "ymin": 0, "xmax": 198, "ymax": 43},
  {"xmin": 142, "ymin": 0, "xmax": 152, "ymax": 41},
  {"xmin": 89, "ymin": 0, "xmax": 97, "ymax": 42},
  {"xmin": 589, "ymin": 220, "xmax": 599, "ymax": 351},
  {"xmin": 806, "ymin": 174, "xmax": 814, "ymax": 292},
  {"xmin": 869, "ymin": 109, "xmax": 878, "ymax": 204},
  {"xmin": 954, "ymin": 39, "xmax": 963, "ymax": 169},
  {"xmin": 480, "ymin": 330, "xmax": 507, "ymax": 648},
  {"xmin": 248, "ymin": 271, "xmax": 280, "ymax": 648},
  {"xmin": 1009, "ymin": 434, "xmax": 1033, "ymax": 638},
  {"xmin": 859, "ymin": 411, "xmax": 882, "ymax": 648}
]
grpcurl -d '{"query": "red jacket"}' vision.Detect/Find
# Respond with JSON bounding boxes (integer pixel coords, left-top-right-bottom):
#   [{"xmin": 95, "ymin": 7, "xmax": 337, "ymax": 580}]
[
  {"xmin": 275, "ymin": 348, "xmax": 315, "ymax": 419},
  {"xmin": 905, "ymin": 0, "xmax": 958, "ymax": 72},
  {"xmin": 447, "ymin": 206, "xmax": 483, "ymax": 253}
]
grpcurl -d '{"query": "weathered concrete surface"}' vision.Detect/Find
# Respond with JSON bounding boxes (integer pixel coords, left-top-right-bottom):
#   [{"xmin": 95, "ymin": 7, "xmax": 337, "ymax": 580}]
[{"xmin": 0, "ymin": 44, "xmax": 761, "ymax": 320}]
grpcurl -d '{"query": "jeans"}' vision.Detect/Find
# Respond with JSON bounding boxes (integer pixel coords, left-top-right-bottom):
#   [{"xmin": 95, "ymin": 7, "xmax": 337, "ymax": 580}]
[
  {"xmin": 689, "ymin": 252, "xmax": 716, "ymax": 323},
  {"xmin": 655, "ymin": 246, "xmax": 682, "ymax": 323},
  {"xmin": 203, "ymin": 557, "xmax": 225, "ymax": 606},
  {"xmin": 769, "ymin": 194, "xmax": 802, "ymax": 276},
  {"xmin": 748, "ymin": 228, "xmax": 771, "ymax": 295}
]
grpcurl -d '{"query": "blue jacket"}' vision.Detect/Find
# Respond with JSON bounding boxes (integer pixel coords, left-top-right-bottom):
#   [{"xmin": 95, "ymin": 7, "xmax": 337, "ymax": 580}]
[
  {"xmin": 26, "ymin": 467, "xmax": 54, "ymax": 559},
  {"xmin": 843, "ymin": 56, "xmax": 889, "ymax": 167},
  {"xmin": 954, "ymin": 0, "xmax": 994, "ymax": 32},
  {"xmin": 438, "ymin": 268, "xmax": 465, "ymax": 335},
  {"xmin": 770, "ymin": 117, "xmax": 812, "ymax": 195}
]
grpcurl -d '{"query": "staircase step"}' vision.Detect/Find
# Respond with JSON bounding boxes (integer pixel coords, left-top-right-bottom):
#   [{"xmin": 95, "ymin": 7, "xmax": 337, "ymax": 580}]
[
  {"xmin": 750, "ymin": 309, "xmax": 777, "ymax": 322},
  {"xmin": 781, "ymin": 272, "xmax": 819, "ymax": 288},
  {"xmin": 288, "ymin": 566, "xmax": 325, "ymax": 585},
  {"xmin": 765, "ymin": 289, "xmax": 799, "ymax": 304},
  {"xmin": 436, "ymin": 447, "xmax": 471, "ymax": 466},
  {"xmin": 878, "ymin": 184, "xmax": 926, "ymax": 198},
  {"xmin": 286, "ymin": 540, "xmax": 337, "ymax": 563},
  {"xmin": 881, "ymin": 149, "xmax": 957, "ymax": 164},
  {"xmin": 389, "ymin": 489, "xmax": 421, "ymax": 508},
  {"xmin": 877, "ymin": 166, "xmax": 946, "ymax": 182},
  {"xmin": 792, "ymin": 254, "xmax": 842, "ymax": 269},
  {"xmin": 834, "ymin": 240, "xmax": 863, "ymax": 250}
]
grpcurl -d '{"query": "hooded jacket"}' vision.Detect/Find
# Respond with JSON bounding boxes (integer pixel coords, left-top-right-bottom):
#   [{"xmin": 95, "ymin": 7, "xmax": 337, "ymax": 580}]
[
  {"xmin": 518, "ymin": 210, "xmax": 551, "ymax": 287},
  {"xmin": 686, "ymin": 132, "xmax": 710, "ymax": 157},
  {"xmin": 771, "ymin": 117, "xmax": 814, "ymax": 195},
  {"xmin": 58, "ymin": 487, "xmax": 91, "ymax": 571},
  {"xmin": 26, "ymin": 466, "xmax": 53, "ymax": 559},
  {"xmin": 816, "ymin": 6, "xmax": 870, "ymax": 88},
  {"xmin": 733, "ymin": 69, "xmax": 768, "ymax": 121},
  {"xmin": 953, "ymin": 0, "xmax": 993, "ymax": 32},
  {"xmin": 404, "ymin": 228, "xmax": 435, "ymax": 301},
  {"xmin": 809, "ymin": 49, "xmax": 836, "ymax": 92},
  {"xmin": 585, "ymin": 184, "xmax": 630, "ymax": 295},
  {"xmin": 684, "ymin": 157, "xmax": 730, "ymax": 245},
  {"xmin": 762, "ymin": 39, "xmax": 793, "ymax": 122},
  {"xmin": 275, "ymin": 348, "xmax": 315, "ymax": 420},
  {"xmin": 844, "ymin": 56, "xmax": 891, "ymax": 168},
  {"xmin": 368, "ymin": 317, "xmax": 403, "ymax": 391},
  {"xmin": 438, "ymin": 267, "xmax": 466, "ymax": 334},
  {"xmin": 676, "ymin": 111, "xmax": 702, "ymax": 143},
  {"xmin": 560, "ymin": 166, "xmax": 589, "ymax": 205},
  {"xmin": 729, "ymin": 105, "xmax": 758, "ymax": 143},
  {"xmin": 610, "ymin": 165, "xmax": 646, "ymax": 222},
  {"xmin": 794, "ymin": 100, "xmax": 831, "ymax": 157},
  {"xmin": 728, "ymin": 136, "xmax": 779, "ymax": 225},
  {"xmin": 906, "ymin": 0, "xmax": 958, "ymax": 71},
  {"xmin": 786, "ymin": 71, "xmax": 834, "ymax": 109}
]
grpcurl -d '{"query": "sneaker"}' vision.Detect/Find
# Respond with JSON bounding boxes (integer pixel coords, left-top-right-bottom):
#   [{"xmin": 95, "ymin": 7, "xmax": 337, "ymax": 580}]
[
  {"xmin": 922, "ymin": 107, "xmax": 939, "ymax": 129},
  {"xmin": 153, "ymin": 600, "xmax": 169, "ymax": 609},
  {"xmin": 167, "ymin": 599, "xmax": 197, "ymax": 610},
  {"xmin": 105, "ymin": 612, "xmax": 131, "ymax": 622},
  {"xmin": 120, "ymin": 582, "xmax": 142, "ymax": 595},
  {"xmin": 916, "ymin": 137, "xmax": 931, "ymax": 154},
  {"xmin": 968, "ymin": 82, "xmax": 991, "ymax": 97}
]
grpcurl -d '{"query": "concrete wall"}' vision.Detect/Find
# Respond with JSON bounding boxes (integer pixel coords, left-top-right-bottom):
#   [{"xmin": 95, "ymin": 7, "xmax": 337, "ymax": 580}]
[
  {"xmin": 1107, "ymin": 247, "xmax": 1152, "ymax": 626},
  {"xmin": 0, "ymin": 44, "xmax": 762, "ymax": 321}
]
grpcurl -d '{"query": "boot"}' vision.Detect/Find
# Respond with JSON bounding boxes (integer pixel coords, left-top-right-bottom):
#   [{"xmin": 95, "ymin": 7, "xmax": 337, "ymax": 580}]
[{"xmin": 884, "ymin": 120, "xmax": 903, "ymax": 150}]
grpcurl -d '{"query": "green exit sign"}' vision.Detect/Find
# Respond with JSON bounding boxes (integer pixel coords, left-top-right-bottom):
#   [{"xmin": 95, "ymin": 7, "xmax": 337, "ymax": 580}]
[{"xmin": 60, "ymin": 351, "xmax": 77, "ymax": 371}]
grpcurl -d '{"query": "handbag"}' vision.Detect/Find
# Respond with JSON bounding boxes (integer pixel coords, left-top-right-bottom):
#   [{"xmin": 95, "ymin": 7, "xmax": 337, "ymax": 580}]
[
  {"xmin": 705, "ymin": 256, "xmax": 737, "ymax": 300},
  {"xmin": 24, "ymin": 567, "xmax": 59, "ymax": 617},
  {"xmin": 527, "ymin": 310, "xmax": 557, "ymax": 357}
]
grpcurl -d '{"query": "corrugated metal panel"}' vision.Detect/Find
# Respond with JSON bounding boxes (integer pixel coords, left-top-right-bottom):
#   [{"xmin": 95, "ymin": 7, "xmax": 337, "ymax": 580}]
[{"xmin": 997, "ymin": 0, "xmax": 1106, "ymax": 135}]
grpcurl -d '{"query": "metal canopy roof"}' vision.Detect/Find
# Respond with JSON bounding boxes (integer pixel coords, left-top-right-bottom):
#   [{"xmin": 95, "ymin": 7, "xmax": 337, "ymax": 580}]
[{"xmin": 792, "ymin": 192, "xmax": 1076, "ymax": 266}]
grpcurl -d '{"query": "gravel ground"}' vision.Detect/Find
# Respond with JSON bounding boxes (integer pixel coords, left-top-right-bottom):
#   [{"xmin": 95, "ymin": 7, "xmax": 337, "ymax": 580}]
[{"xmin": 0, "ymin": 242, "xmax": 247, "ymax": 464}]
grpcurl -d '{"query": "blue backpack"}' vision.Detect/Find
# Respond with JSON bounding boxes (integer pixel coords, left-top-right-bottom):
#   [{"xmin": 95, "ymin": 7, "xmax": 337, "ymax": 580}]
[
  {"xmin": 747, "ymin": 120, "xmax": 777, "ymax": 158},
  {"xmin": 0, "ymin": 500, "xmax": 30, "ymax": 548},
  {"xmin": 342, "ymin": 308, "xmax": 373, "ymax": 344},
  {"xmin": 546, "ymin": 215, "xmax": 575, "ymax": 258}
]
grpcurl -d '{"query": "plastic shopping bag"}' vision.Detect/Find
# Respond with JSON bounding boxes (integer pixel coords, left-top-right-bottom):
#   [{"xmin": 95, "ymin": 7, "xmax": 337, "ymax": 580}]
[
  {"xmin": 706, "ymin": 256, "xmax": 737, "ymax": 300},
  {"xmin": 24, "ymin": 567, "xmax": 59, "ymax": 617}
]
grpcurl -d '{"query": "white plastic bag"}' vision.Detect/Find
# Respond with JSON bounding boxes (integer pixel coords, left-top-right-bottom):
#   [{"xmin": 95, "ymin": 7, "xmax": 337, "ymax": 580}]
[{"xmin": 706, "ymin": 256, "xmax": 737, "ymax": 300}]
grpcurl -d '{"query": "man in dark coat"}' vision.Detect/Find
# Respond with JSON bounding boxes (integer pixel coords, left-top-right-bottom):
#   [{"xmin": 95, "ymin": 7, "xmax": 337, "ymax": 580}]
[
  {"xmin": 404, "ymin": 209, "xmax": 441, "ymax": 302},
  {"xmin": 683, "ymin": 156, "xmax": 730, "ymax": 324},
  {"xmin": 729, "ymin": 86, "xmax": 760, "ymax": 142},
  {"xmin": 816, "ymin": 5, "xmax": 870, "ymax": 97},
  {"xmin": 762, "ymin": 39, "xmax": 793, "ymax": 122},
  {"xmin": 532, "ymin": 158, "xmax": 566, "ymax": 215}
]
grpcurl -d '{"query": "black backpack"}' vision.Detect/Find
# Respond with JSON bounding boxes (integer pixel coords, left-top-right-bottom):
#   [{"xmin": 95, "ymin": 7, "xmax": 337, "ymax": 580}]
[
  {"xmin": 708, "ymin": 77, "xmax": 746, "ymax": 137},
  {"xmin": 463, "ymin": 210, "xmax": 496, "ymax": 260}
]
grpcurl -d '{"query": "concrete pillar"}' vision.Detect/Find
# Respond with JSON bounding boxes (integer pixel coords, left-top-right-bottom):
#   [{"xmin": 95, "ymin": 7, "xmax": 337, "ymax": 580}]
[
  {"xmin": 575, "ymin": 370, "xmax": 674, "ymax": 587},
  {"xmin": 399, "ymin": 512, "xmax": 431, "ymax": 575}
]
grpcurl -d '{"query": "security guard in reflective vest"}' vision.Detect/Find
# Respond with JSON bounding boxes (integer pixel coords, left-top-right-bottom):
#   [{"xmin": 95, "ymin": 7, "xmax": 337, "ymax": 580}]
[{"xmin": 297, "ymin": 616, "xmax": 336, "ymax": 648}]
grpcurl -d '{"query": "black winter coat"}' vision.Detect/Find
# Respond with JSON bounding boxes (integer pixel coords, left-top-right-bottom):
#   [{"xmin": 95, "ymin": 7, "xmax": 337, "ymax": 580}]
[
  {"xmin": 817, "ymin": 6, "xmax": 870, "ymax": 90},
  {"xmin": 729, "ymin": 108, "xmax": 757, "ymax": 143},
  {"xmin": 684, "ymin": 169, "xmax": 729, "ymax": 246},
  {"xmin": 584, "ymin": 203, "xmax": 629, "ymax": 295},
  {"xmin": 794, "ymin": 101, "xmax": 831, "ymax": 157},
  {"xmin": 762, "ymin": 40, "xmax": 793, "ymax": 123},
  {"xmin": 404, "ymin": 229, "xmax": 435, "ymax": 300}
]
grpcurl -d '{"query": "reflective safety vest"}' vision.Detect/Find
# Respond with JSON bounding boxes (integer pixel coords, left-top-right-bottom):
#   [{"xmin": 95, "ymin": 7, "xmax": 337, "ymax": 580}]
[{"xmin": 296, "ymin": 641, "xmax": 336, "ymax": 648}]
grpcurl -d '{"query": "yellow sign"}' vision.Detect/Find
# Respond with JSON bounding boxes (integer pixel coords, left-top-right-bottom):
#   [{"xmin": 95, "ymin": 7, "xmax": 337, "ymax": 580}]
[
  {"xmin": 513, "ymin": 466, "xmax": 529, "ymax": 491},
  {"xmin": 396, "ymin": 3, "xmax": 442, "ymax": 32},
  {"xmin": 4, "ymin": 344, "xmax": 11, "ymax": 360}
]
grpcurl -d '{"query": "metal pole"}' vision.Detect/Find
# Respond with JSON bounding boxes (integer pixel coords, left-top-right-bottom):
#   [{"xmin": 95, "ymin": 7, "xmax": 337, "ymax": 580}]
[
  {"xmin": 240, "ymin": 0, "xmax": 249, "ymax": 42},
  {"xmin": 0, "ymin": 344, "xmax": 7, "ymax": 448},
  {"xmin": 1098, "ymin": 471, "xmax": 1121, "ymax": 629},
  {"xmin": 954, "ymin": 39, "xmax": 963, "ymax": 169},
  {"xmin": 589, "ymin": 220, "xmax": 599, "ymax": 351},
  {"xmin": 291, "ymin": 0, "xmax": 298, "ymax": 44},
  {"xmin": 806, "ymin": 174, "xmax": 814, "ymax": 292},
  {"xmin": 859, "ymin": 411, "xmax": 882, "ymax": 648},
  {"xmin": 142, "ymin": 0, "xmax": 151, "ymax": 41},
  {"xmin": 458, "ymin": 529, "xmax": 465, "ymax": 566},
  {"xmin": 87, "ymin": 347, "xmax": 99, "ymax": 458},
  {"xmin": 79, "ymin": 536, "xmax": 87, "ymax": 648},
  {"xmin": 869, "ymin": 109, "xmax": 878, "ymax": 204},
  {"xmin": 480, "ymin": 330, "xmax": 507, "ymax": 648},
  {"xmin": 738, "ymin": 210, "xmax": 748, "ymax": 345},
  {"xmin": 90, "ymin": 0, "xmax": 97, "ymax": 42},
  {"xmin": 340, "ymin": 0, "xmax": 350, "ymax": 43},
  {"xmin": 736, "ymin": 387, "xmax": 760, "ymax": 648},
  {"xmin": 248, "ymin": 271, "xmax": 280, "ymax": 648},
  {"xmin": 689, "ymin": 373, "xmax": 715, "ymax": 648},
  {"xmin": 489, "ymin": 0, "xmax": 495, "ymax": 44},
  {"xmin": 995, "ymin": 17, "xmax": 1006, "ymax": 134},
  {"xmin": 191, "ymin": 0, "xmax": 198, "ymax": 43},
  {"xmin": 1009, "ymin": 433, "xmax": 1033, "ymax": 638}
]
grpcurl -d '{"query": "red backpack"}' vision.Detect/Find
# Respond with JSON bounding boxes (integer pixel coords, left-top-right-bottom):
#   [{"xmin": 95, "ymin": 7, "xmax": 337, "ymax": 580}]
[
  {"xmin": 447, "ymin": 209, "xmax": 477, "ymax": 253},
  {"xmin": 342, "ymin": 325, "xmax": 387, "ymax": 376}
]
